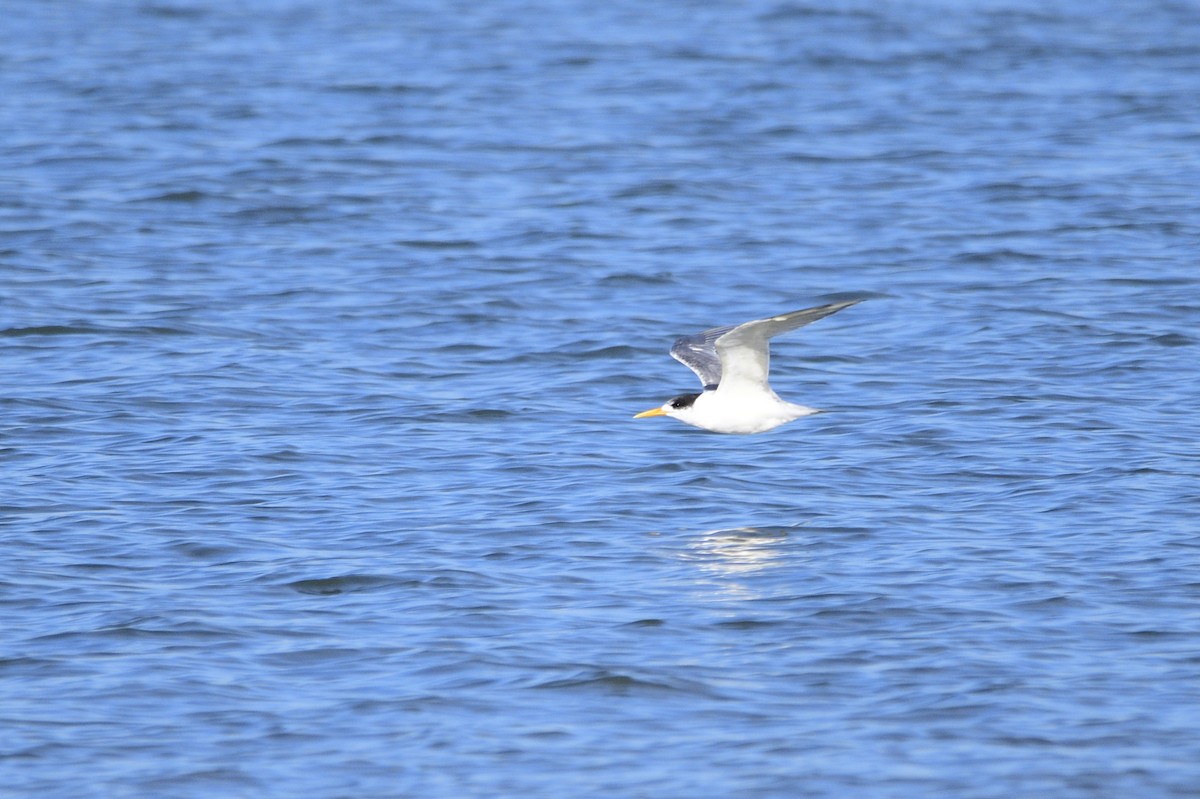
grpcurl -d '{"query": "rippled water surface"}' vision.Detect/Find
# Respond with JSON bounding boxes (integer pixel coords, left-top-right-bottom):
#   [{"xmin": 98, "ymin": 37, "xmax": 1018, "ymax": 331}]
[{"xmin": 4, "ymin": 1, "xmax": 1200, "ymax": 797}]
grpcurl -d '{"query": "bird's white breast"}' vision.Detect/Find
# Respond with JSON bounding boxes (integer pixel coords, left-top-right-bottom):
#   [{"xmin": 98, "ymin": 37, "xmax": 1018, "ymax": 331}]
[{"xmin": 685, "ymin": 389, "xmax": 818, "ymax": 434}]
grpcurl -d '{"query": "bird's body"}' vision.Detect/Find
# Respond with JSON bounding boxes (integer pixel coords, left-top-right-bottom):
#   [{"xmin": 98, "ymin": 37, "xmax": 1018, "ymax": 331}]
[{"xmin": 634, "ymin": 300, "xmax": 861, "ymax": 434}]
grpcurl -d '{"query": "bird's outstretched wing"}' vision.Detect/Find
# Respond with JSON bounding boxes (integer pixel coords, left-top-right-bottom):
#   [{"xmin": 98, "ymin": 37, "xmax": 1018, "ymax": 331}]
[
  {"xmin": 670, "ymin": 323, "xmax": 737, "ymax": 388},
  {"xmin": 715, "ymin": 300, "xmax": 862, "ymax": 393}
]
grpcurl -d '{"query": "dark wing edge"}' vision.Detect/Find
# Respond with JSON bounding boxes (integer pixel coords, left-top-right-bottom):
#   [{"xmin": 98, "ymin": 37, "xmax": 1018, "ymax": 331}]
[{"xmin": 669, "ymin": 323, "xmax": 736, "ymax": 388}]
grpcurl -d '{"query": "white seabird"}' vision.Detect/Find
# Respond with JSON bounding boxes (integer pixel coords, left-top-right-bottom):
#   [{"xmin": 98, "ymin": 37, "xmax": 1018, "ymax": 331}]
[{"xmin": 633, "ymin": 299, "xmax": 862, "ymax": 434}]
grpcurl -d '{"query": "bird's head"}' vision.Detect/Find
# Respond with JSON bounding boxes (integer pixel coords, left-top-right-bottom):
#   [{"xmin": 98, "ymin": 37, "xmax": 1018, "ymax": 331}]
[{"xmin": 634, "ymin": 392, "xmax": 701, "ymax": 422}]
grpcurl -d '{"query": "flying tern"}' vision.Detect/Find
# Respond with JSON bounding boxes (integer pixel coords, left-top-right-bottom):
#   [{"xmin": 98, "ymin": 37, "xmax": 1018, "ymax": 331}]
[{"xmin": 633, "ymin": 299, "xmax": 862, "ymax": 434}]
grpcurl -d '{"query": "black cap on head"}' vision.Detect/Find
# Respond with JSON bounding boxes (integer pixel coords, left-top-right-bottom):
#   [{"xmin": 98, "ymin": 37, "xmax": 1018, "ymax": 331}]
[{"xmin": 668, "ymin": 392, "xmax": 701, "ymax": 410}]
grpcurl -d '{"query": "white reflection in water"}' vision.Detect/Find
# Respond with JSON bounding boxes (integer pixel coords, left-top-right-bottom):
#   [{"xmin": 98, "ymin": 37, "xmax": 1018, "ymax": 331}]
[
  {"xmin": 683, "ymin": 526, "xmax": 800, "ymax": 601},
  {"xmin": 688, "ymin": 527, "xmax": 791, "ymax": 573}
]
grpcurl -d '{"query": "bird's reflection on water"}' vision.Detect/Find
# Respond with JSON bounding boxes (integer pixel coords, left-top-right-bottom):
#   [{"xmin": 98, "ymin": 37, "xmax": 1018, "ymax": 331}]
[
  {"xmin": 675, "ymin": 526, "xmax": 808, "ymax": 601},
  {"xmin": 683, "ymin": 525, "xmax": 796, "ymax": 577}
]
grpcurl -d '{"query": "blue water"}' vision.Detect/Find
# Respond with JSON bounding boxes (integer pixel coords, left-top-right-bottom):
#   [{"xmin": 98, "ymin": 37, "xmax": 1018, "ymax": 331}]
[{"xmin": 4, "ymin": 1, "xmax": 1200, "ymax": 796}]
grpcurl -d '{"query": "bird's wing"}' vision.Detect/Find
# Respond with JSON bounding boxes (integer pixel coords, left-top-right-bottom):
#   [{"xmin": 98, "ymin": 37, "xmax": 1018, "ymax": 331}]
[
  {"xmin": 670, "ymin": 323, "xmax": 737, "ymax": 388},
  {"xmin": 715, "ymin": 300, "xmax": 861, "ymax": 392}
]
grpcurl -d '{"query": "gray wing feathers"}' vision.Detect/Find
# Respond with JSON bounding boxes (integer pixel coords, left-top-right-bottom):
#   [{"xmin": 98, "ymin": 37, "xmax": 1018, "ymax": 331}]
[
  {"xmin": 670, "ymin": 324, "xmax": 737, "ymax": 388},
  {"xmin": 716, "ymin": 300, "xmax": 861, "ymax": 350},
  {"xmin": 698, "ymin": 299, "xmax": 861, "ymax": 391}
]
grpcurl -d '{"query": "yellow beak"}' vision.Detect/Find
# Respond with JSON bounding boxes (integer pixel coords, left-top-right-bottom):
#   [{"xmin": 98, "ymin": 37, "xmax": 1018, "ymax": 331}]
[{"xmin": 633, "ymin": 407, "xmax": 667, "ymax": 419}]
